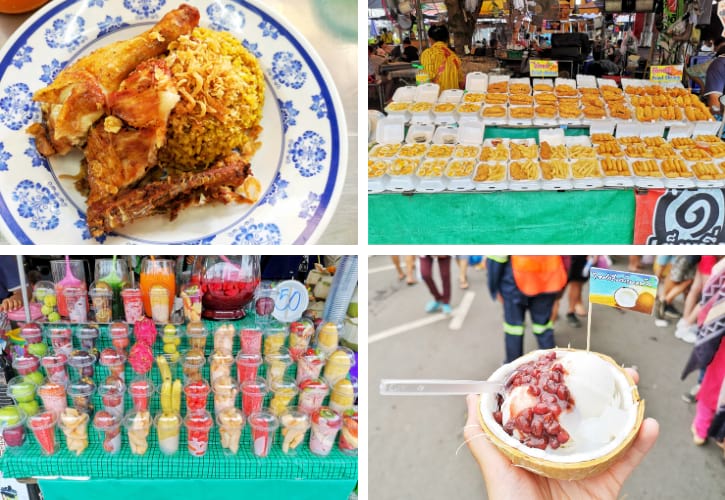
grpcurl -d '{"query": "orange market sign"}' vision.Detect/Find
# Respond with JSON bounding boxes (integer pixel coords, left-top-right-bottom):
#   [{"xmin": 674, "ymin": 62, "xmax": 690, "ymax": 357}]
[
  {"xmin": 530, "ymin": 60, "xmax": 558, "ymax": 77},
  {"xmin": 649, "ymin": 64, "xmax": 683, "ymax": 83}
]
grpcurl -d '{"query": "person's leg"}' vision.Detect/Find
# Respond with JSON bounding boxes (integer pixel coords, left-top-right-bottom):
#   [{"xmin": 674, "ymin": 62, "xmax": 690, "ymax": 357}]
[
  {"xmin": 681, "ymin": 271, "xmax": 704, "ymax": 321},
  {"xmin": 567, "ymin": 281, "xmax": 584, "ymax": 314},
  {"xmin": 628, "ymin": 255, "xmax": 641, "ymax": 272},
  {"xmin": 529, "ymin": 293, "xmax": 557, "ymax": 350},
  {"xmin": 438, "ymin": 257, "xmax": 452, "ymax": 314},
  {"xmin": 391, "ymin": 256, "xmax": 404, "ymax": 280},
  {"xmin": 404, "ymin": 256, "xmax": 416, "ymax": 284},
  {"xmin": 692, "ymin": 397, "xmax": 716, "ymax": 443},
  {"xmin": 457, "ymin": 256, "xmax": 469, "ymax": 289},
  {"xmin": 420, "ymin": 256, "xmax": 442, "ymax": 312},
  {"xmin": 502, "ymin": 294, "xmax": 527, "ymax": 363}
]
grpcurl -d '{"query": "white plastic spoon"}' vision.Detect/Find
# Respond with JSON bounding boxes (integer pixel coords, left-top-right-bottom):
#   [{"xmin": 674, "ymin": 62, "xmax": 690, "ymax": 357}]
[{"xmin": 379, "ymin": 379, "xmax": 503, "ymax": 396}]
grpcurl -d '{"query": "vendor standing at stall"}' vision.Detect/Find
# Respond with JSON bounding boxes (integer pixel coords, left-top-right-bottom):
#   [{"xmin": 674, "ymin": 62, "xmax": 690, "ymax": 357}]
[
  {"xmin": 420, "ymin": 24, "xmax": 464, "ymax": 91},
  {"xmin": 703, "ymin": 44, "xmax": 725, "ymax": 117},
  {"xmin": 0, "ymin": 256, "xmax": 23, "ymax": 312}
]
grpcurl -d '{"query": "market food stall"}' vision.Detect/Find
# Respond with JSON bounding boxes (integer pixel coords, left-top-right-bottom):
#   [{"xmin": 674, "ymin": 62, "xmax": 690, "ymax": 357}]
[
  {"xmin": 0, "ymin": 256, "xmax": 359, "ymax": 500},
  {"xmin": 368, "ymin": 75, "xmax": 725, "ymax": 244}
]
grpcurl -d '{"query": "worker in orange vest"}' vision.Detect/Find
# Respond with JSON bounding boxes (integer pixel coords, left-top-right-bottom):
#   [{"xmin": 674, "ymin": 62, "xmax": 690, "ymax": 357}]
[{"xmin": 486, "ymin": 256, "xmax": 569, "ymax": 363}]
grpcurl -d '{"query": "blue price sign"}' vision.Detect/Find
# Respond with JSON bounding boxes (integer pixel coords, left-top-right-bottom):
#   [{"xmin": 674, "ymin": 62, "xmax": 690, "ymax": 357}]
[{"xmin": 272, "ymin": 280, "xmax": 309, "ymax": 323}]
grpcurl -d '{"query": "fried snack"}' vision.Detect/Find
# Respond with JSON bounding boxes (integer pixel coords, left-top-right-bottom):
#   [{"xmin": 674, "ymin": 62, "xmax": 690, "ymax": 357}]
[
  {"xmin": 630, "ymin": 96, "xmax": 652, "ymax": 107},
  {"xmin": 539, "ymin": 141, "xmax": 567, "ymax": 160},
  {"xmin": 540, "ymin": 160, "xmax": 570, "ymax": 180},
  {"xmin": 509, "ymin": 106, "xmax": 534, "ymax": 119},
  {"xmin": 463, "ymin": 92, "xmax": 486, "ymax": 103},
  {"xmin": 693, "ymin": 161, "xmax": 725, "ymax": 180},
  {"xmin": 386, "ymin": 102, "xmax": 410, "ymax": 112},
  {"xmin": 608, "ymin": 103, "xmax": 631, "ymax": 120},
  {"xmin": 488, "ymin": 81, "xmax": 508, "ymax": 93},
  {"xmin": 368, "ymin": 159, "xmax": 387, "ymax": 178},
  {"xmin": 695, "ymin": 135, "xmax": 722, "ymax": 143},
  {"xmin": 617, "ymin": 136, "xmax": 642, "ymax": 145},
  {"xmin": 510, "ymin": 142, "xmax": 538, "ymax": 160},
  {"xmin": 479, "ymin": 144, "xmax": 508, "ymax": 161},
  {"xmin": 680, "ymin": 147, "xmax": 711, "ymax": 161},
  {"xmin": 658, "ymin": 106, "xmax": 681, "ymax": 121},
  {"xmin": 601, "ymin": 87, "xmax": 624, "ymax": 102},
  {"xmin": 510, "ymin": 83, "xmax": 532, "ymax": 95},
  {"xmin": 571, "ymin": 159, "xmax": 600, "ymax": 178},
  {"xmin": 535, "ymin": 92, "xmax": 557, "ymax": 104},
  {"xmin": 445, "ymin": 159, "xmax": 476, "ymax": 178},
  {"xmin": 427, "ymin": 144, "xmax": 454, "ymax": 158},
  {"xmin": 652, "ymin": 146, "xmax": 678, "ymax": 159},
  {"xmin": 643, "ymin": 136, "xmax": 666, "ymax": 147},
  {"xmin": 369, "ymin": 143, "xmax": 400, "ymax": 158},
  {"xmin": 580, "ymin": 94, "xmax": 604, "ymax": 106},
  {"xmin": 416, "ymin": 159, "xmax": 446, "ymax": 178},
  {"xmin": 667, "ymin": 87, "xmax": 690, "ymax": 98},
  {"xmin": 625, "ymin": 144, "xmax": 653, "ymax": 158},
  {"xmin": 555, "ymin": 84, "xmax": 578, "ymax": 97},
  {"xmin": 635, "ymin": 106, "xmax": 659, "ymax": 122},
  {"xmin": 623, "ymin": 85, "xmax": 641, "ymax": 95},
  {"xmin": 485, "ymin": 93, "xmax": 508, "ymax": 105},
  {"xmin": 670, "ymin": 137, "xmax": 697, "ymax": 149},
  {"xmin": 582, "ymin": 106, "xmax": 606, "ymax": 119},
  {"xmin": 579, "ymin": 87, "xmax": 600, "ymax": 96},
  {"xmin": 483, "ymin": 105, "xmax": 506, "ymax": 118},
  {"xmin": 457, "ymin": 102, "xmax": 482, "ymax": 114},
  {"xmin": 398, "ymin": 143, "xmax": 428, "ymax": 159},
  {"xmin": 533, "ymin": 82, "xmax": 553, "ymax": 92},
  {"xmin": 706, "ymin": 143, "xmax": 725, "ymax": 158},
  {"xmin": 632, "ymin": 159, "xmax": 661, "ymax": 177},
  {"xmin": 684, "ymin": 106, "xmax": 713, "ymax": 121},
  {"xmin": 453, "ymin": 145, "xmax": 480, "ymax": 159},
  {"xmin": 387, "ymin": 158, "xmax": 418, "ymax": 176},
  {"xmin": 509, "ymin": 94, "xmax": 534, "ymax": 105},
  {"xmin": 557, "ymin": 104, "xmax": 582, "ymax": 119},
  {"xmin": 596, "ymin": 142, "xmax": 624, "ymax": 157},
  {"xmin": 410, "ymin": 102, "xmax": 433, "ymax": 112},
  {"xmin": 567, "ymin": 145, "xmax": 596, "ymax": 159},
  {"xmin": 433, "ymin": 102, "xmax": 456, "ymax": 113},
  {"xmin": 473, "ymin": 162, "xmax": 506, "ymax": 182},
  {"xmin": 509, "ymin": 160, "xmax": 540, "ymax": 180},
  {"xmin": 591, "ymin": 133, "xmax": 616, "ymax": 144},
  {"xmin": 671, "ymin": 94, "xmax": 701, "ymax": 107},
  {"xmin": 600, "ymin": 158, "xmax": 630, "ymax": 176},
  {"xmin": 534, "ymin": 105, "xmax": 557, "ymax": 118},
  {"xmin": 660, "ymin": 158, "xmax": 692, "ymax": 178}
]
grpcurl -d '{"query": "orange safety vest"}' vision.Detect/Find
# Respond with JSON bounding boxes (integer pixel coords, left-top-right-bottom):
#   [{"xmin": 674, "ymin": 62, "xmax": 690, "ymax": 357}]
[{"xmin": 510, "ymin": 256, "xmax": 567, "ymax": 296}]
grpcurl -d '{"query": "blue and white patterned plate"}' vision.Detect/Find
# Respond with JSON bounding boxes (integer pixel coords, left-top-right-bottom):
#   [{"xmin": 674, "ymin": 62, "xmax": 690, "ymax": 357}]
[{"xmin": 0, "ymin": 0, "xmax": 347, "ymax": 244}]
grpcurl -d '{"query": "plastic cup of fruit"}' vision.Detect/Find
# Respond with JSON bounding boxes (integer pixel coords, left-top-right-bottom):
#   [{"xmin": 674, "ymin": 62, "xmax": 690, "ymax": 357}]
[
  {"xmin": 76, "ymin": 325, "xmax": 100, "ymax": 353},
  {"xmin": 63, "ymin": 287, "xmax": 88, "ymax": 322},
  {"xmin": 120, "ymin": 288, "xmax": 144, "ymax": 323},
  {"xmin": 182, "ymin": 350, "xmax": 206, "ymax": 382},
  {"xmin": 128, "ymin": 378, "xmax": 155, "ymax": 412},
  {"xmin": 149, "ymin": 285, "xmax": 171, "ymax": 323},
  {"xmin": 298, "ymin": 378, "xmax": 330, "ymax": 416},
  {"xmin": 240, "ymin": 377, "xmax": 267, "ymax": 418},
  {"xmin": 7, "ymin": 376, "xmax": 39, "ymax": 416},
  {"xmin": 93, "ymin": 411, "xmax": 121, "ymax": 454},
  {"xmin": 12, "ymin": 353, "xmax": 40, "ymax": 377},
  {"xmin": 248, "ymin": 410, "xmax": 279, "ymax": 458},
  {"xmin": 239, "ymin": 327, "xmax": 263, "ymax": 355},
  {"xmin": 0, "ymin": 406, "xmax": 27, "ymax": 449},
  {"xmin": 27, "ymin": 409, "xmax": 58, "ymax": 455},
  {"xmin": 279, "ymin": 406, "xmax": 310, "ymax": 456},
  {"xmin": 89, "ymin": 286, "xmax": 113, "ymax": 323},
  {"xmin": 262, "ymin": 327, "xmax": 288, "ymax": 356},
  {"xmin": 212, "ymin": 378, "xmax": 238, "ymax": 417},
  {"xmin": 99, "ymin": 348, "xmax": 127, "ymax": 383},
  {"xmin": 184, "ymin": 321, "xmax": 208, "ymax": 351},
  {"xmin": 98, "ymin": 381, "xmax": 126, "ymax": 419},
  {"xmin": 41, "ymin": 354, "xmax": 69, "ymax": 385},
  {"xmin": 184, "ymin": 379, "xmax": 211, "ymax": 413},
  {"xmin": 338, "ymin": 407, "xmax": 358, "ymax": 456},
  {"xmin": 269, "ymin": 378, "xmax": 298, "ymax": 416},
  {"xmin": 216, "ymin": 407, "xmax": 245, "ymax": 456},
  {"xmin": 235, "ymin": 352, "xmax": 262, "ymax": 385},
  {"xmin": 108, "ymin": 322, "xmax": 130, "ymax": 353},
  {"xmin": 155, "ymin": 413, "xmax": 182, "ymax": 456},
  {"xmin": 208, "ymin": 350, "xmax": 234, "ymax": 385},
  {"xmin": 68, "ymin": 351, "xmax": 97, "ymax": 379},
  {"xmin": 322, "ymin": 346, "xmax": 356, "ymax": 387},
  {"xmin": 123, "ymin": 410, "xmax": 152, "ymax": 455},
  {"xmin": 288, "ymin": 319, "xmax": 315, "ymax": 361},
  {"xmin": 180, "ymin": 283, "xmax": 202, "ymax": 322},
  {"xmin": 67, "ymin": 380, "xmax": 95, "ymax": 415},
  {"xmin": 264, "ymin": 348, "xmax": 292, "ymax": 387},
  {"xmin": 20, "ymin": 322, "xmax": 43, "ymax": 344},
  {"xmin": 296, "ymin": 349, "xmax": 326, "ymax": 384},
  {"xmin": 185, "ymin": 410, "xmax": 213, "ymax": 457},
  {"xmin": 254, "ymin": 283, "xmax": 277, "ymax": 328},
  {"xmin": 309, "ymin": 407, "xmax": 343, "ymax": 457},
  {"xmin": 329, "ymin": 376, "xmax": 358, "ymax": 415},
  {"xmin": 37, "ymin": 381, "xmax": 68, "ymax": 417},
  {"xmin": 47, "ymin": 325, "xmax": 73, "ymax": 355}
]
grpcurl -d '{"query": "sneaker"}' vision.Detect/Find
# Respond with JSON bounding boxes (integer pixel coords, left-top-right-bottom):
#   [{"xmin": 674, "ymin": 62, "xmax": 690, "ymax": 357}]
[
  {"xmin": 425, "ymin": 301, "xmax": 441, "ymax": 313},
  {"xmin": 654, "ymin": 298, "xmax": 665, "ymax": 320},
  {"xmin": 664, "ymin": 303, "xmax": 682, "ymax": 319},
  {"xmin": 676, "ymin": 318, "xmax": 688, "ymax": 330},
  {"xmin": 654, "ymin": 318, "xmax": 670, "ymax": 328},
  {"xmin": 682, "ymin": 384, "xmax": 700, "ymax": 404},
  {"xmin": 566, "ymin": 312, "xmax": 582, "ymax": 328},
  {"xmin": 676, "ymin": 325, "xmax": 698, "ymax": 344},
  {"xmin": 441, "ymin": 304, "xmax": 452, "ymax": 316}
]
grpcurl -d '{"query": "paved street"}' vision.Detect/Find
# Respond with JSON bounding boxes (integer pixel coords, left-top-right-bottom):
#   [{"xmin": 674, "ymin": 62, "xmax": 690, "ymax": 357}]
[{"xmin": 369, "ymin": 256, "xmax": 725, "ymax": 500}]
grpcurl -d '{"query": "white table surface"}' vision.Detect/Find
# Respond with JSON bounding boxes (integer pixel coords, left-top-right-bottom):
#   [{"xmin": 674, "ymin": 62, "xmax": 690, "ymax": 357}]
[{"xmin": 0, "ymin": 0, "xmax": 357, "ymax": 245}]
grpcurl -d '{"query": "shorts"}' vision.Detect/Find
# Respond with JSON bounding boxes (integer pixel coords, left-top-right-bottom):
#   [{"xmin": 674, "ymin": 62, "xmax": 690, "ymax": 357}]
[
  {"xmin": 567, "ymin": 256, "xmax": 589, "ymax": 283},
  {"xmin": 669, "ymin": 256, "xmax": 698, "ymax": 283}
]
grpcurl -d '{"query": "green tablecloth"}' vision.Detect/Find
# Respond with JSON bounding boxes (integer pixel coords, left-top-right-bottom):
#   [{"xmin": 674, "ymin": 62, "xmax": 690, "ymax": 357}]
[
  {"xmin": 1, "ymin": 319, "xmax": 357, "ymax": 496},
  {"xmin": 368, "ymin": 126, "xmax": 636, "ymax": 244}
]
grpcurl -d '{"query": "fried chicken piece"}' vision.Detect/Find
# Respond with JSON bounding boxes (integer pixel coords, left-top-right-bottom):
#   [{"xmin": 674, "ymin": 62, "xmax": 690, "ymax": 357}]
[
  {"xmin": 84, "ymin": 59, "xmax": 179, "ymax": 205},
  {"xmin": 29, "ymin": 4, "xmax": 199, "ymax": 155},
  {"xmin": 85, "ymin": 153, "xmax": 252, "ymax": 237}
]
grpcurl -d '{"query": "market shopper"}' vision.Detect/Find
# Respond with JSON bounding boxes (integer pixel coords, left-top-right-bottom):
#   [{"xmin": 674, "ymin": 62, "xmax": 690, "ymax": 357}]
[
  {"xmin": 420, "ymin": 24, "xmax": 463, "ymax": 91},
  {"xmin": 703, "ymin": 43, "xmax": 725, "ymax": 117},
  {"xmin": 401, "ymin": 37, "xmax": 419, "ymax": 63},
  {"xmin": 391, "ymin": 256, "xmax": 416, "ymax": 285},
  {"xmin": 420, "ymin": 256, "xmax": 452, "ymax": 315},
  {"xmin": 0, "ymin": 256, "xmax": 23, "ymax": 312},
  {"xmin": 655, "ymin": 256, "xmax": 699, "ymax": 322},
  {"xmin": 463, "ymin": 369, "xmax": 660, "ymax": 500},
  {"xmin": 486, "ymin": 256, "xmax": 568, "ymax": 363}
]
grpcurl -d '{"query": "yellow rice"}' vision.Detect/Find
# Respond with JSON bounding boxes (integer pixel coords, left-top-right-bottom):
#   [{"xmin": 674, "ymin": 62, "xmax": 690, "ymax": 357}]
[{"xmin": 160, "ymin": 27, "xmax": 264, "ymax": 170}]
